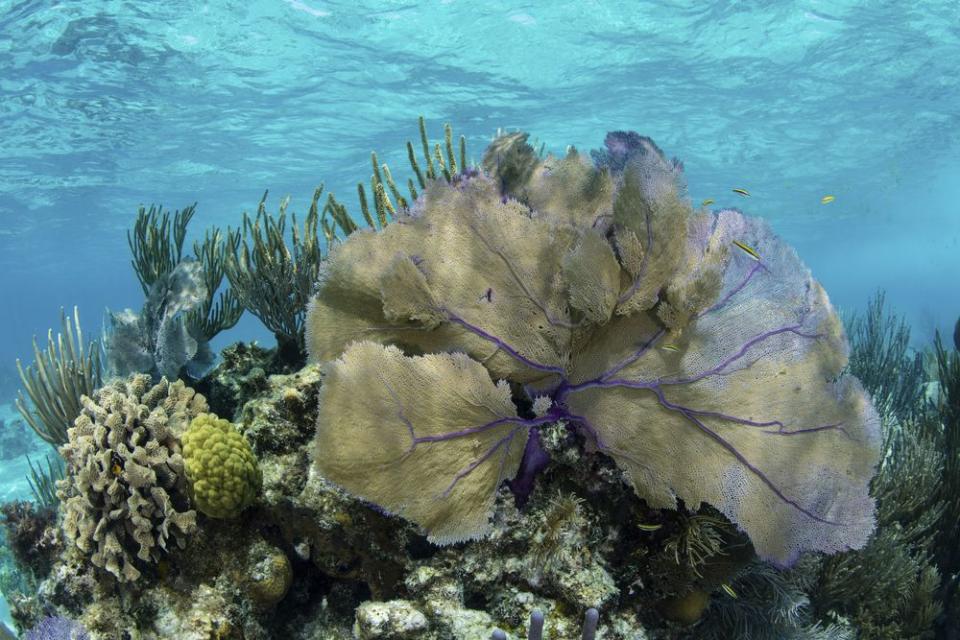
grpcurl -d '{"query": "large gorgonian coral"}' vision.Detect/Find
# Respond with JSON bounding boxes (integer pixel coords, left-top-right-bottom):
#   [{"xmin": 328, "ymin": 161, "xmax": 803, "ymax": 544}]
[{"xmin": 305, "ymin": 131, "xmax": 881, "ymax": 567}]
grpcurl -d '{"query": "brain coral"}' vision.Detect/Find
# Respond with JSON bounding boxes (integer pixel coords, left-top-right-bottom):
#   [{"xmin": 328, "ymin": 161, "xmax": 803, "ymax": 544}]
[
  {"xmin": 305, "ymin": 130, "xmax": 881, "ymax": 567},
  {"xmin": 58, "ymin": 375, "xmax": 205, "ymax": 582},
  {"xmin": 181, "ymin": 412, "xmax": 261, "ymax": 519}
]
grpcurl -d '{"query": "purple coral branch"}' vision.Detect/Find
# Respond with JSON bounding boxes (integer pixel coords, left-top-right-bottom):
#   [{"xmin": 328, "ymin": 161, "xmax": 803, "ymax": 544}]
[
  {"xmin": 658, "ymin": 324, "xmax": 821, "ymax": 387},
  {"xmin": 442, "ymin": 426, "xmax": 522, "ymax": 497},
  {"xmin": 702, "ymin": 261, "xmax": 764, "ymax": 315},
  {"xmin": 446, "ymin": 311, "xmax": 566, "ymax": 374},
  {"xmin": 650, "ymin": 386, "xmax": 844, "ymax": 526}
]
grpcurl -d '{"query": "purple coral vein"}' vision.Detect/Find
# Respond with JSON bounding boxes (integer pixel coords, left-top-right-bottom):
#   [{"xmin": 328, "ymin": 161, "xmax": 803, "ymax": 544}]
[
  {"xmin": 412, "ymin": 416, "xmax": 551, "ymax": 445},
  {"xmin": 616, "ymin": 201, "xmax": 653, "ymax": 305},
  {"xmin": 702, "ymin": 261, "xmax": 763, "ymax": 315},
  {"xmin": 658, "ymin": 406, "xmax": 851, "ymax": 440},
  {"xmin": 658, "ymin": 324, "xmax": 821, "ymax": 386},
  {"xmin": 465, "ymin": 212, "xmax": 575, "ymax": 329},
  {"xmin": 441, "ymin": 426, "xmax": 522, "ymax": 497},
  {"xmin": 650, "ymin": 386, "xmax": 845, "ymax": 526},
  {"xmin": 599, "ymin": 328, "xmax": 666, "ymax": 381},
  {"xmin": 445, "ymin": 311, "xmax": 565, "ymax": 374},
  {"xmin": 379, "ymin": 368, "xmax": 556, "ymax": 496}
]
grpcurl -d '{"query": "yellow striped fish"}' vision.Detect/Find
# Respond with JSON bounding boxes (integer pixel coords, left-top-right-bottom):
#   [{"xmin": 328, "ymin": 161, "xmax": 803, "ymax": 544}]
[
  {"xmin": 661, "ymin": 344, "xmax": 681, "ymax": 353},
  {"xmin": 732, "ymin": 188, "xmax": 750, "ymax": 197},
  {"xmin": 733, "ymin": 240, "xmax": 761, "ymax": 261},
  {"xmin": 821, "ymin": 194, "xmax": 836, "ymax": 204},
  {"xmin": 721, "ymin": 584, "xmax": 738, "ymax": 598},
  {"xmin": 701, "ymin": 198, "xmax": 715, "ymax": 206}
]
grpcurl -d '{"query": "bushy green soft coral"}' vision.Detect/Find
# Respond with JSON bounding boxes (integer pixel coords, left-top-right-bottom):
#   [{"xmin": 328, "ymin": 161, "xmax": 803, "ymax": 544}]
[{"xmin": 182, "ymin": 413, "xmax": 261, "ymax": 519}]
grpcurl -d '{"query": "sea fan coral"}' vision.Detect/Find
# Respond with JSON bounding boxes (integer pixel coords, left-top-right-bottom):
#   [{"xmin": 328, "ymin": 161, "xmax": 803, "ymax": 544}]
[{"xmin": 305, "ymin": 130, "xmax": 881, "ymax": 567}]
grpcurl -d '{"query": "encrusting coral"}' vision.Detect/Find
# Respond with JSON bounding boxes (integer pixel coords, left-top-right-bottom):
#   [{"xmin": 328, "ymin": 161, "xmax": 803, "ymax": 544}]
[
  {"xmin": 181, "ymin": 413, "xmax": 261, "ymax": 519},
  {"xmin": 305, "ymin": 129, "xmax": 881, "ymax": 567},
  {"xmin": 57, "ymin": 375, "xmax": 205, "ymax": 582}
]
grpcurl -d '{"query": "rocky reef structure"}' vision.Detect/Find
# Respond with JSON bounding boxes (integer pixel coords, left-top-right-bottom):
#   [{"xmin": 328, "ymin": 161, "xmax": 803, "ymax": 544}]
[{"xmin": 6, "ymin": 123, "xmax": 957, "ymax": 640}]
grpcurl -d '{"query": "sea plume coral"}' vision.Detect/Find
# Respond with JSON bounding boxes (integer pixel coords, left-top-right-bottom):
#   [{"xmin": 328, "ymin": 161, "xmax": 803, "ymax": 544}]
[{"xmin": 306, "ymin": 130, "xmax": 881, "ymax": 566}]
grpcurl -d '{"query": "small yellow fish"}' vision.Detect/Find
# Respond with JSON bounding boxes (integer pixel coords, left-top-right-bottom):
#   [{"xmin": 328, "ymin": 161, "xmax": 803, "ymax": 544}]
[
  {"xmin": 637, "ymin": 523, "xmax": 662, "ymax": 531},
  {"xmin": 732, "ymin": 188, "xmax": 750, "ymax": 197},
  {"xmin": 733, "ymin": 240, "xmax": 761, "ymax": 261},
  {"xmin": 661, "ymin": 344, "xmax": 681, "ymax": 353},
  {"xmin": 112, "ymin": 463, "xmax": 122, "ymax": 477},
  {"xmin": 701, "ymin": 198, "xmax": 715, "ymax": 206},
  {"xmin": 721, "ymin": 583, "xmax": 738, "ymax": 598},
  {"xmin": 821, "ymin": 194, "xmax": 835, "ymax": 204}
]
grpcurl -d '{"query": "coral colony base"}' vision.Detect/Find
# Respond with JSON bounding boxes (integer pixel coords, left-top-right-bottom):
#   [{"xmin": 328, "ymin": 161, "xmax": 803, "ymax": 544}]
[{"xmin": 3, "ymin": 120, "xmax": 956, "ymax": 639}]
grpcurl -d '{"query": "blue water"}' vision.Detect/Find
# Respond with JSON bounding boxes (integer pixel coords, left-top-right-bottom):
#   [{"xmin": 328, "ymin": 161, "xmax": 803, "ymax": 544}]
[{"xmin": 0, "ymin": 0, "xmax": 958, "ymax": 630}]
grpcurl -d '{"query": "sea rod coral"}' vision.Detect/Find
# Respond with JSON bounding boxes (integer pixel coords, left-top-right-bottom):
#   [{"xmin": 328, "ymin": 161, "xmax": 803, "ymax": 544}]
[{"xmin": 306, "ymin": 130, "xmax": 882, "ymax": 567}]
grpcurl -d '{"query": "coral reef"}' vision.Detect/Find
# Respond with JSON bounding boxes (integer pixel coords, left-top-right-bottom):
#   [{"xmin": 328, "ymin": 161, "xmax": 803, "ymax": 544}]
[
  {"xmin": 57, "ymin": 375, "xmax": 204, "ymax": 582},
  {"xmin": 306, "ymin": 130, "xmax": 880, "ymax": 567},
  {"xmin": 22, "ymin": 616, "xmax": 90, "ymax": 640},
  {"xmin": 10, "ymin": 123, "xmax": 958, "ymax": 640},
  {"xmin": 490, "ymin": 608, "xmax": 599, "ymax": 640},
  {"xmin": 182, "ymin": 413, "xmax": 261, "ymax": 519},
  {"xmin": 0, "ymin": 501, "xmax": 59, "ymax": 582},
  {"xmin": 192, "ymin": 341, "xmax": 273, "ymax": 420}
]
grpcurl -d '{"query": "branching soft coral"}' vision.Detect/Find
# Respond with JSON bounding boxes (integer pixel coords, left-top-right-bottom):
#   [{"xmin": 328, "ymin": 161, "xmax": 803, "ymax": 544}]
[{"xmin": 306, "ymin": 129, "xmax": 881, "ymax": 566}]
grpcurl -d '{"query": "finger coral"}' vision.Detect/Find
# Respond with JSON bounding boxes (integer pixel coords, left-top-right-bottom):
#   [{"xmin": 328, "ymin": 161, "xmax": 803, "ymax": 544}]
[
  {"xmin": 181, "ymin": 412, "xmax": 261, "ymax": 519},
  {"xmin": 306, "ymin": 129, "xmax": 881, "ymax": 566},
  {"xmin": 57, "ymin": 375, "xmax": 205, "ymax": 582}
]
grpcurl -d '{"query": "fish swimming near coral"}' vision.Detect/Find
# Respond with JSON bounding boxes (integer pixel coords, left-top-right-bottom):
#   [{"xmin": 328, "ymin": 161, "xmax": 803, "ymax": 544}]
[
  {"xmin": 821, "ymin": 194, "xmax": 836, "ymax": 204},
  {"xmin": 732, "ymin": 239, "xmax": 762, "ymax": 261},
  {"xmin": 732, "ymin": 188, "xmax": 750, "ymax": 197}
]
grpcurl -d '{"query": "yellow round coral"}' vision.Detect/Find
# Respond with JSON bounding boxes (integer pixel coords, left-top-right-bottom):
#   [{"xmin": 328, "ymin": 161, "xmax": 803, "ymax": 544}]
[{"xmin": 181, "ymin": 413, "xmax": 261, "ymax": 519}]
